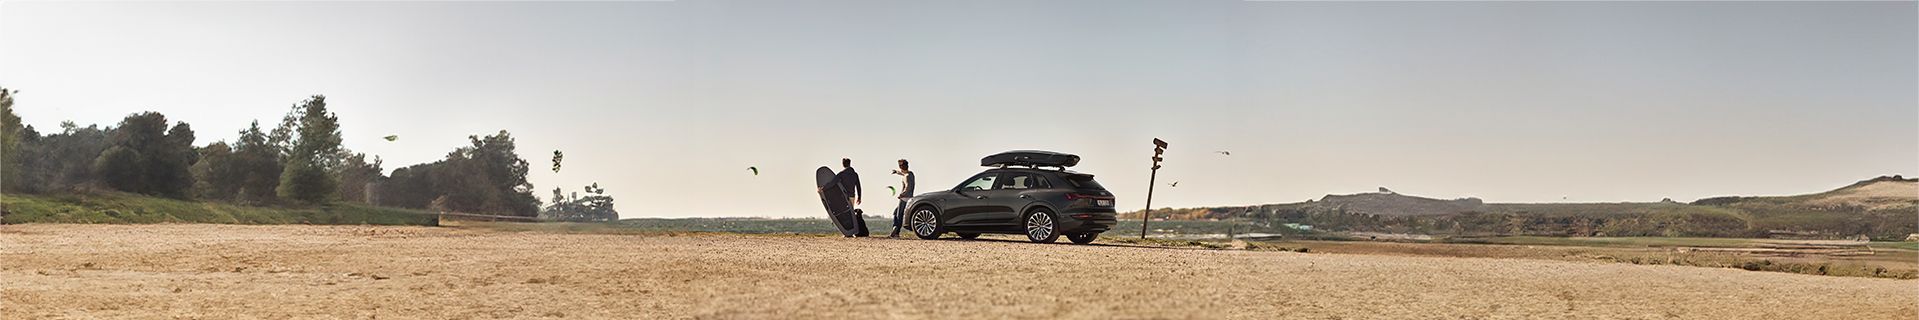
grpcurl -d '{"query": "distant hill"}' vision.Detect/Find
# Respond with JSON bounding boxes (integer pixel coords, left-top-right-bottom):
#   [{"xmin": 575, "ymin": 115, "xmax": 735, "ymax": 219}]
[
  {"xmin": 1694, "ymin": 175, "xmax": 1917, "ymax": 211},
  {"xmin": 1123, "ymin": 175, "xmax": 1917, "ymax": 240},
  {"xmin": 1310, "ymin": 192, "xmax": 1486, "ymax": 217}
]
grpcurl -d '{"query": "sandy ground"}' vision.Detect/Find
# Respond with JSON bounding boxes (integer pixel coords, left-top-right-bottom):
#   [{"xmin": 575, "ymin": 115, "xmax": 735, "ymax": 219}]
[{"xmin": 3, "ymin": 224, "xmax": 1914, "ymax": 319}]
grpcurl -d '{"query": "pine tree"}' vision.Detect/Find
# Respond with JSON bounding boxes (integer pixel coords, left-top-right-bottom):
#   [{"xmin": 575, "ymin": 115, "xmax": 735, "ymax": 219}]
[
  {"xmin": 0, "ymin": 88, "xmax": 22, "ymax": 192},
  {"xmin": 277, "ymin": 95, "xmax": 342, "ymax": 203}
]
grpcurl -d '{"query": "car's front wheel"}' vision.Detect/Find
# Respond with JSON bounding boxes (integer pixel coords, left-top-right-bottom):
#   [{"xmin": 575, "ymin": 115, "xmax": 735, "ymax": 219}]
[
  {"xmin": 1023, "ymin": 209, "xmax": 1060, "ymax": 243},
  {"xmin": 911, "ymin": 206, "xmax": 944, "ymax": 240},
  {"xmin": 1067, "ymin": 233, "xmax": 1098, "ymax": 244}
]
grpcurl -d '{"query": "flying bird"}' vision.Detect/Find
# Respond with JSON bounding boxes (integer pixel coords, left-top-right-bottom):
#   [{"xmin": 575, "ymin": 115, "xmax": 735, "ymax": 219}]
[
  {"xmin": 1215, "ymin": 151, "xmax": 1231, "ymax": 156},
  {"xmin": 382, "ymin": 135, "xmax": 399, "ymax": 142},
  {"xmin": 748, "ymin": 167, "xmax": 759, "ymax": 176}
]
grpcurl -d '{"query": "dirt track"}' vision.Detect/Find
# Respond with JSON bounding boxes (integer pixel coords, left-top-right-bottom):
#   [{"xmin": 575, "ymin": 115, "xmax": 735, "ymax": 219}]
[{"xmin": 3, "ymin": 224, "xmax": 1914, "ymax": 319}]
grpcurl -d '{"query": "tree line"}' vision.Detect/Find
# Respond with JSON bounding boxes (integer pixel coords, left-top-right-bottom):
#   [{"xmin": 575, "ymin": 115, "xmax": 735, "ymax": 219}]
[{"xmin": 0, "ymin": 88, "xmax": 617, "ymax": 222}]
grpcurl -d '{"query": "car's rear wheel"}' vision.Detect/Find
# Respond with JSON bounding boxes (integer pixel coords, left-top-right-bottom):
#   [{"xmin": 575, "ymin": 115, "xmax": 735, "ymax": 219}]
[
  {"xmin": 1023, "ymin": 209, "xmax": 1060, "ymax": 243},
  {"xmin": 1067, "ymin": 233, "xmax": 1098, "ymax": 244},
  {"xmin": 911, "ymin": 206, "xmax": 943, "ymax": 240},
  {"xmin": 956, "ymin": 233, "xmax": 980, "ymax": 239}
]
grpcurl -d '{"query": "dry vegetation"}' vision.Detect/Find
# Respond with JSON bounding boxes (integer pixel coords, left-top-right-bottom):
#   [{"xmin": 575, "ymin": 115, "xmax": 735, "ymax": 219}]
[
  {"xmin": 4, "ymin": 224, "xmax": 1915, "ymax": 319},
  {"xmin": 1247, "ymin": 238, "xmax": 1919, "ymax": 279}
]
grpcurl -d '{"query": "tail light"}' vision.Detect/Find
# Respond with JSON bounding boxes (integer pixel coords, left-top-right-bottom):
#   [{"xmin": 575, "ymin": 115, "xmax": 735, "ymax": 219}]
[
  {"xmin": 1065, "ymin": 193, "xmax": 1112, "ymax": 200},
  {"xmin": 1066, "ymin": 193, "xmax": 1115, "ymax": 207}
]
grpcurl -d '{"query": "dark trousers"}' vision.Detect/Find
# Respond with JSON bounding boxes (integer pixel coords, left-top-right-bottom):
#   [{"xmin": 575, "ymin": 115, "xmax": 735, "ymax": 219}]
[{"xmin": 890, "ymin": 199, "xmax": 908, "ymax": 233}]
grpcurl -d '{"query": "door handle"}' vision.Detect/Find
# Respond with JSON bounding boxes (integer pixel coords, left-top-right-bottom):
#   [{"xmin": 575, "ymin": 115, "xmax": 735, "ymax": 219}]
[
  {"xmin": 975, "ymin": 196, "xmax": 986, "ymax": 199},
  {"xmin": 1019, "ymin": 195, "xmax": 1031, "ymax": 199}
]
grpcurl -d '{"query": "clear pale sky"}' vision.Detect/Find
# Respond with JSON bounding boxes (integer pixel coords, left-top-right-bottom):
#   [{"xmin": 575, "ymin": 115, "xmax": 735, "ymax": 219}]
[{"xmin": 2, "ymin": 1, "xmax": 1913, "ymax": 218}]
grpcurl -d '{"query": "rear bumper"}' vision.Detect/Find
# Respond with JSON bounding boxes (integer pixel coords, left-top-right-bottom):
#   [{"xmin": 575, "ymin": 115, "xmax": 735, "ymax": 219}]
[{"xmin": 1058, "ymin": 210, "xmax": 1117, "ymax": 234}]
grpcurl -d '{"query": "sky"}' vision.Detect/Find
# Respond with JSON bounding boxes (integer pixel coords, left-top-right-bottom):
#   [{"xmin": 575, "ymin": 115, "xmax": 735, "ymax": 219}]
[{"xmin": 1, "ymin": 1, "xmax": 1913, "ymax": 218}]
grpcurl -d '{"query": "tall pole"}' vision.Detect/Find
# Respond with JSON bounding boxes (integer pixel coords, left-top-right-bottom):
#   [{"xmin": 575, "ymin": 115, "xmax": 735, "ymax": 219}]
[
  {"xmin": 1141, "ymin": 166, "xmax": 1157, "ymax": 239},
  {"xmin": 1142, "ymin": 138, "xmax": 1168, "ymax": 239}
]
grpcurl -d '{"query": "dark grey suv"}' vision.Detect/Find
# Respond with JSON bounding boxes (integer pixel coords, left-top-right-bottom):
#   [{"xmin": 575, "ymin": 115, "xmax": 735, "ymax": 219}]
[{"xmin": 904, "ymin": 151, "xmax": 1117, "ymax": 244}]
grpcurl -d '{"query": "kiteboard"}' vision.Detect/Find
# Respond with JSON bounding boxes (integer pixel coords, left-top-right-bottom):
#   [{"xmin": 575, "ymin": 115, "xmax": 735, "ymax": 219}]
[{"xmin": 815, "ymin": 166, "xmax": 862, "ymax": 237}]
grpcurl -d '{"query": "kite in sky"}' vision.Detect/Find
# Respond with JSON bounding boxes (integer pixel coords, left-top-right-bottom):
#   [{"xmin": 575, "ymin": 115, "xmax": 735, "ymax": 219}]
[
  {"xmin": 551, "ymin": 150, "xmax": 564, "ymax": 173},
  {"xmin": 382, "ymin": 135, "xmax": 399, "ymax": 142},
  {"xmin": 1168, "ymin": 181, "xmax": 1180, "ymax": 187},
  {"xmin": 1215, "ymin": 151, "xmax": 1231, "ymax": 156},
  {"xmin": 748, "ymin": 167, "xmax": 759, "ymax": 176}
]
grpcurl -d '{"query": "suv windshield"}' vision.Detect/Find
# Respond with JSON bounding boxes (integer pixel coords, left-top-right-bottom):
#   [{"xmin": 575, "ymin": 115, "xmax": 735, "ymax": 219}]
[{"xmin": 960, "ymin": 174, "xmax": 998, "ymax": 191}]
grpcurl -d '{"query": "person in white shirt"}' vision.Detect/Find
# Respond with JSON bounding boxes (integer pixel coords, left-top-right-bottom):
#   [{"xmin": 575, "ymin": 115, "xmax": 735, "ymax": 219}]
[{"xmin": 887, "ymin": 159, "xmax": 916, "ymax": 238}]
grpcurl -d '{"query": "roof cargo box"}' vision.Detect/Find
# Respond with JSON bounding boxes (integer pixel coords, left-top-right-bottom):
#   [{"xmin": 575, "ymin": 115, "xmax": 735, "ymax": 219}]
[{"xmin": 981, "ymin": 150, "xmax": 1080, "ymax": 168}]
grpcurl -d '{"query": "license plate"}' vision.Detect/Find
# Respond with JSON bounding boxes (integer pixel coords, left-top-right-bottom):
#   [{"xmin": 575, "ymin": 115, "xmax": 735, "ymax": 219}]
[{"xmin": 1096, "ymin": 199, "xmax": 1114, "ymax": 207}]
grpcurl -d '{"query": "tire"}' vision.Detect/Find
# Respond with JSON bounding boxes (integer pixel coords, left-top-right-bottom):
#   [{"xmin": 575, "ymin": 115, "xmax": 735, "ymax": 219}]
[
  {"xmin": 1023, "ymin": 208, "xmax": 1060, "ymax": 243},
  {"xmin": 910, "ymin": 206, "xmax": 944, "ymax": 240},
  {"xmin": 957, "ymin": 233, "xmax": 981, "ymax": 240},
  {"xmin": 1067, "ymin": 233, "xmax": 1098, "ymax": 245}
]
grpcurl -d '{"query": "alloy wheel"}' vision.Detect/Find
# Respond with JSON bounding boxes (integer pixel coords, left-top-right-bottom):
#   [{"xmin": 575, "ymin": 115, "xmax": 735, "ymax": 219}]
[
  {"xmin": 912, "ymin": 208, "xmax": 939, "ymax": 237},
  {"xmin": 1025, "ymin": 211, "xmax": 1056, "ymax": 242}
]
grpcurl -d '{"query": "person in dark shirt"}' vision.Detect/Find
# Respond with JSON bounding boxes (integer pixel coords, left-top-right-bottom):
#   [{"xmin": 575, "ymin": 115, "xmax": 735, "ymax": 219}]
[
  {"xmin": 823, "ymin": 158, "xmax": 867, "ymax": 237},
  {"xmin": 836, "ymin": 158, "xmax": 862, "ymax": 207}
]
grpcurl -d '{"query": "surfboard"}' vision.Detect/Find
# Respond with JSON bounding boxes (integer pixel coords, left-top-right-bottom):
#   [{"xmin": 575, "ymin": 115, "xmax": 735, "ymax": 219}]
[{"xmin": 815, "ymin": 166, "xmax": 861, "ymax": 237}]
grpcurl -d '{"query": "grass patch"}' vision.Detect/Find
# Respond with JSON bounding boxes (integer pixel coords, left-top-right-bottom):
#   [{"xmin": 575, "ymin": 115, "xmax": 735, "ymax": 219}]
[
  {"xmin": 1594, "ymin": 254, "xmax": 1919, "ymax": 279},
  {"xmin": 1103, "ymin": 237, "xmax": 1235, "ymax": 249},
  {"xmin": 611, "ymin": 217, "xmax": 839, "ymax": 233},
  {"xmin": 607, "ymin": 217, "xmax": 887, "ymax": 234},
  {"xmin": 588, "ymin": 217, "xmax": 1284, "ymax": 239},
  {"xmin": 1450, "ymin": 236, "xmax": 1766, "ymax": 248},
  {"xmin": 1243, "ymin": 242, "xmax": 1312, "ymax": 253},
  {"xmin": 1106, "ymin": 220, "xmax": 1285, "ymax": 238},
  {"xmin": 1250, "ymin": 239, "xmax": 1919, "ymax": 279},
  {"xmin": 1871, "ymin": 241, "xmax": 1919, "ymax": 251},
  {"xmin": 442, "ymin": 220, "xmax": 832, "ymax": 237},
  {"xmin": 1, "ymin": 192, "xmax": 437, "ymax": 226}
]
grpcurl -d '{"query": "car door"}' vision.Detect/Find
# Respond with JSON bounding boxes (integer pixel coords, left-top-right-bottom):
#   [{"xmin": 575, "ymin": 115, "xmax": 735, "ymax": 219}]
[
  {"xmin": 944, "ymin": 172, "xmax": 1004, "ymax": 226},
  {"xmin": 988, "ymin": 173, "xmax": 1045, "ymax": 224}
]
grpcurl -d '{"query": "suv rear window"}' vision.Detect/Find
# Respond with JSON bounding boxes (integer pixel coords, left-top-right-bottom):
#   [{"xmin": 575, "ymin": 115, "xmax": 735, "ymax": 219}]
[{"xmin": 1062, "ymin": 174, "xmax": 1104, "ymax": 190}]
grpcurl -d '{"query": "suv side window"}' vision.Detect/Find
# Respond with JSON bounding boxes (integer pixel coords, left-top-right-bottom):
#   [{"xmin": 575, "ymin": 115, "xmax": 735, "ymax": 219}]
[
  {"xmin": 959, "ymin": 173, "xmax": 999, "ymax": 191},
  {"xmin": 1001, "ymin": 173, "xmax": 1049, "ymax": 190},
  {"xmin": 1002, "ymin": 174, "xmax": 1033, "ymax": 190}
]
